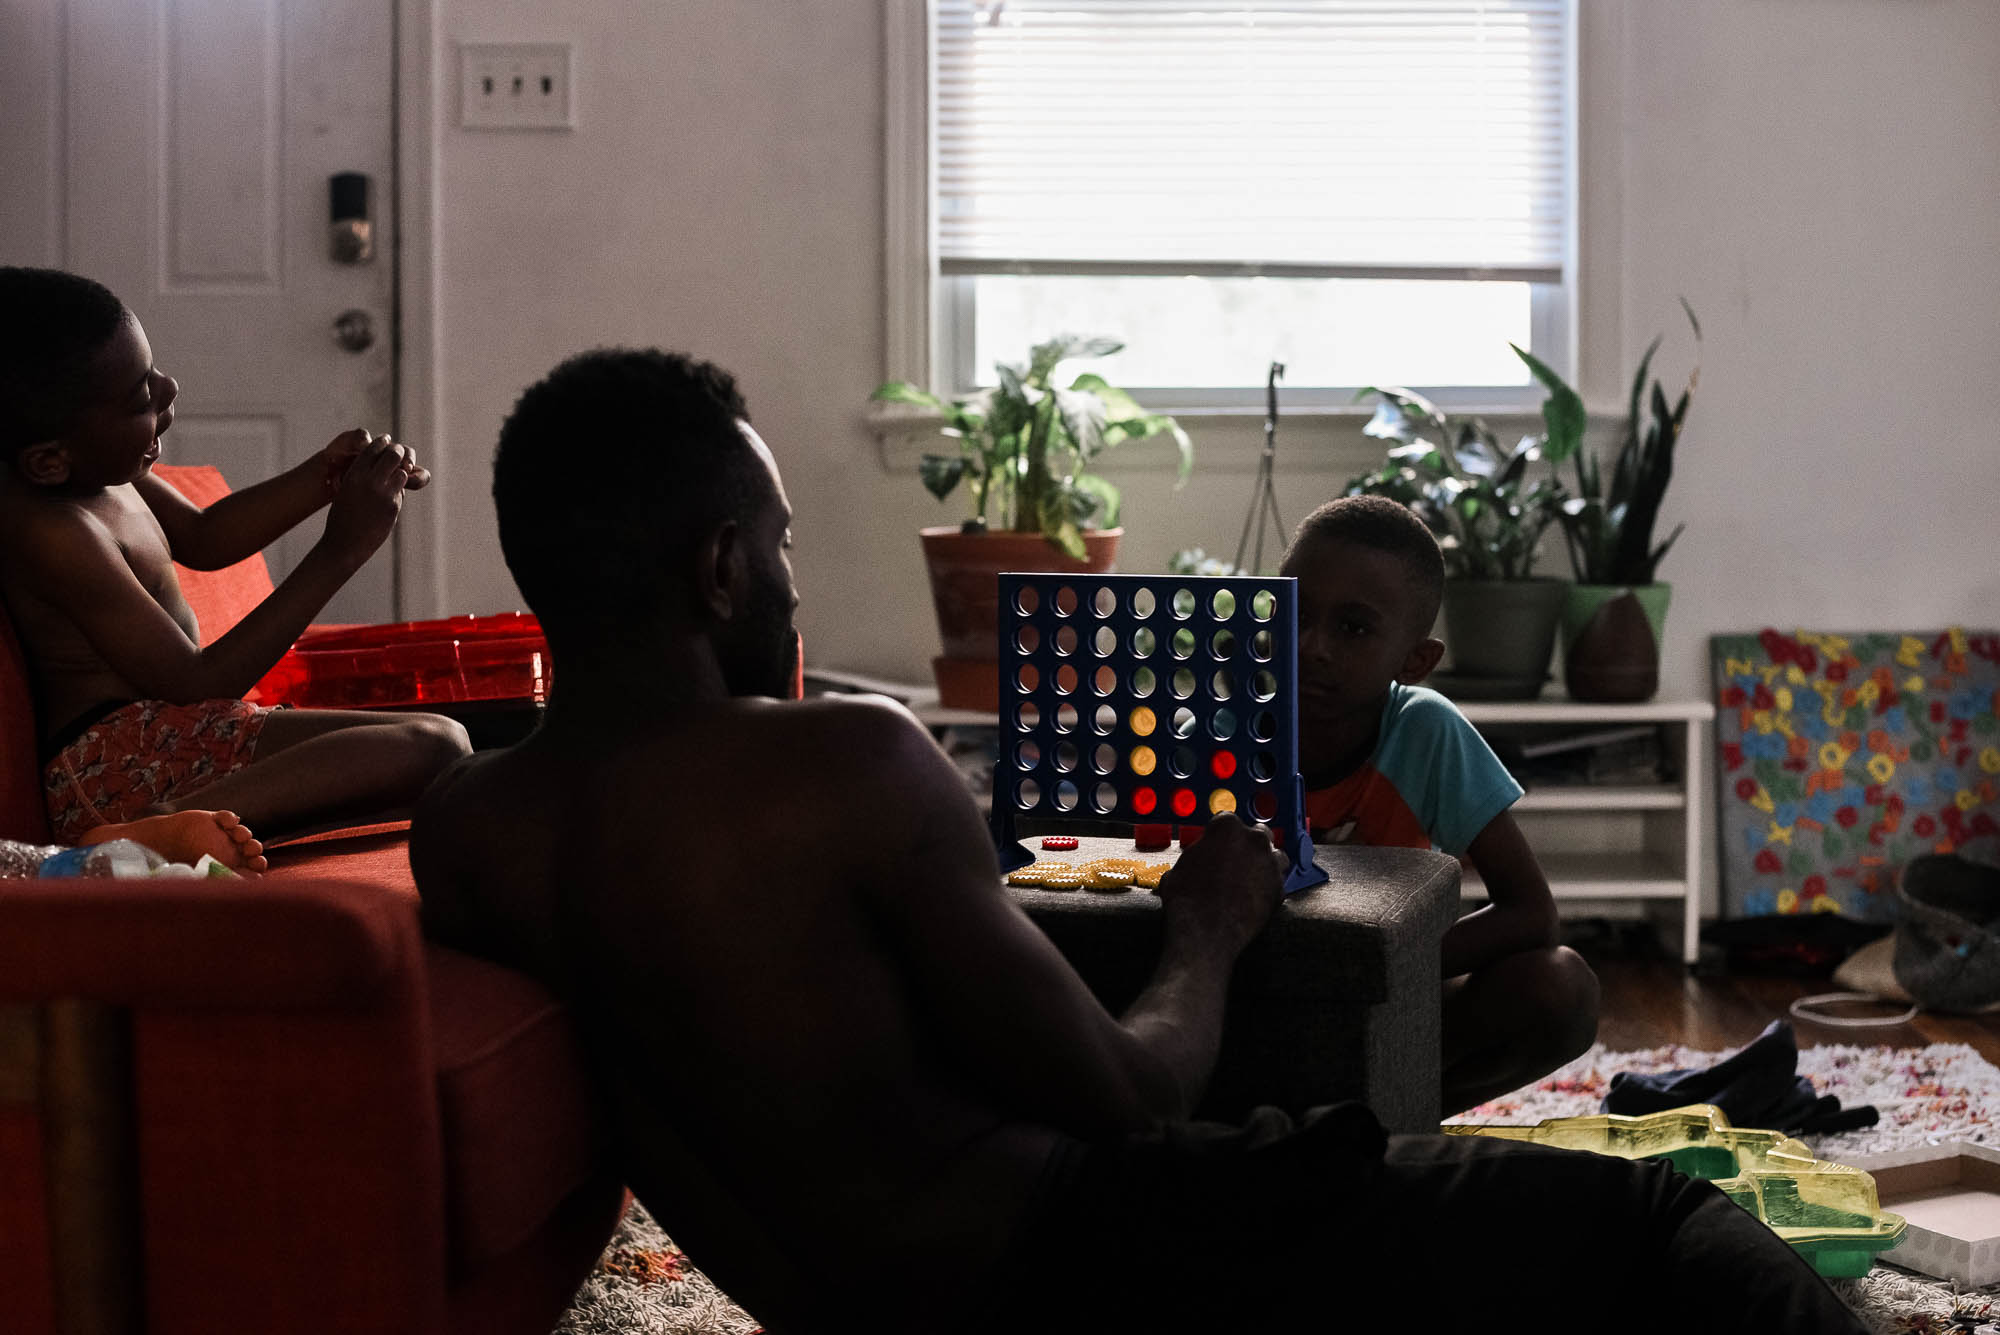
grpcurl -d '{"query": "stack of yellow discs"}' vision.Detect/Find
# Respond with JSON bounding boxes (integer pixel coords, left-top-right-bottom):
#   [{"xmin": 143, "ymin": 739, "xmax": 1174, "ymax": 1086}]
[{"xmin": 1008, "ymin": 855, "xmax": 1170, "ymax": 893}]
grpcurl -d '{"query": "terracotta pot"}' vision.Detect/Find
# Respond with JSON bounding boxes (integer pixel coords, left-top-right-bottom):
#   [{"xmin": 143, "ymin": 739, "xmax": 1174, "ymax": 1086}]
[
  {"xmin": 1561, "ymin": 583, "xmax": 1672, "ymax": 703},
  {"xmin": 920, "ymin": 526, "xmax": 1122, "ymax": 710}
]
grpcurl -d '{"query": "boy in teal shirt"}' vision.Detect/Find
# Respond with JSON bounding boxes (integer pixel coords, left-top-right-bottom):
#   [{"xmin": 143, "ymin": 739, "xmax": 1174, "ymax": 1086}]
[{"xmin": 1280, "ymin": 495, "xmax": 1598, "ymax": 1115}]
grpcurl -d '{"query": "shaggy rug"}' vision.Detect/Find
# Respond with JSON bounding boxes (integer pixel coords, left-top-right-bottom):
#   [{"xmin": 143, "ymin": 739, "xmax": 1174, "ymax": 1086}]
[{"xmin": 554, "ymin": 1041, "xmax": 2000, "ymax": 1335}]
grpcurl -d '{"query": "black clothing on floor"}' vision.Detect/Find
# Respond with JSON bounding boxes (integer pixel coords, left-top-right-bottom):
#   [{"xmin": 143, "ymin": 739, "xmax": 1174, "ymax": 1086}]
[
  {"xmin": 988, "ymin": 1100, "xmax": 1866, "ymax": 1335},
  {"xmin": 1602, "ymin": 1019, "xmax": 1877, "ymax": 1136}
]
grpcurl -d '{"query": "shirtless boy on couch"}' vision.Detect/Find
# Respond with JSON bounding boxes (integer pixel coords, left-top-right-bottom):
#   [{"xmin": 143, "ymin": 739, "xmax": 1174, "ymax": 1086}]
[{"xmin": 0, "ymin": 267, "xmax": 468, "ymax": 856}]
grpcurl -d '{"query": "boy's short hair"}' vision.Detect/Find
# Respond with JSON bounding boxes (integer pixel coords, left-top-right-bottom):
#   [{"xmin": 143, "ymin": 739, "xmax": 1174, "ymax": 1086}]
[
  {"xmin": 493, "ymin": 347, "xmax": 758, "ymax": 644},
  {"xmin": 1282, "ymin": 494, "xmax": 1446, "ymax": 635},
  {"xmin": 0, "ymin": 267, "xmax": 129, "ymax": 457}
]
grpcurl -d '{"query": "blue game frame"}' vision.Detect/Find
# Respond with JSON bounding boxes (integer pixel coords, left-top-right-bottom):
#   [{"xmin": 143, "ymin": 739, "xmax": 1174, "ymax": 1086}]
[{"xmin": 989, "ymin": 572, "xmax": 1328, "ymax": 894}]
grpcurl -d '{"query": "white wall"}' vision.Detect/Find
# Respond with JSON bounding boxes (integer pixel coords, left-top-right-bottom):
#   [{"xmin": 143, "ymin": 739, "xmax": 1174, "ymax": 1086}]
[{"xmin": 433, "ymin": 0, "xmax": 2000, "ymax": 696}]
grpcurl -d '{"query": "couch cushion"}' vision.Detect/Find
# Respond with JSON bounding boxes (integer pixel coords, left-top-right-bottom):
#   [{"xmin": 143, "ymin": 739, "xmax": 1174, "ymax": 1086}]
[
  {"xmin": 266, "ymin": 832, "xmax": 604, "ymax": 1275},
  {"xmin": 424, "ymin": 944, "xmax": 604, "ymax": 1276},
  {"xmin": 264, "ymin": 823, "xmax": 419, "ymax": 897}
]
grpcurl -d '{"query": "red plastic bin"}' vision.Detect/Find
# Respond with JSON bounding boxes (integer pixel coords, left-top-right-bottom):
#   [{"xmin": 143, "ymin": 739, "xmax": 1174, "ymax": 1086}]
[{"xmin": 249, "ymin": 613, "xmax": 551, "ymax": 710}]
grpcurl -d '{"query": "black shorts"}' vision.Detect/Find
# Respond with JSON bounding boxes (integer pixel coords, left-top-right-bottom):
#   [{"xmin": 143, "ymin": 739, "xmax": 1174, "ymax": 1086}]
[{"xmin": 983, "ymin": 1102, "xmax": 1865, "ymax": 1335}]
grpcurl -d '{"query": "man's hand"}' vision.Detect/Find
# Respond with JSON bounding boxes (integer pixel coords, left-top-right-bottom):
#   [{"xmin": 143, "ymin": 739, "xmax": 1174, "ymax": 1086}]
[
  {"xmin": 323, "ymin": 427, "xmax": 431, "ymax": 493},
  {"xmin": 320, "ymin": 434, "xmax": 415, "ymax": 565},
  {"xmin": 1154, "ymin": 814, "xmax": 1286, "ymax": 958}
]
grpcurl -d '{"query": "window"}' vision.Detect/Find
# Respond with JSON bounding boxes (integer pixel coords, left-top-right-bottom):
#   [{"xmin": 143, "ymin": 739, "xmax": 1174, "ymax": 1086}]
[{"xmin": 892, "ymin": 0, "xmax": 1574, "ymax": 407}]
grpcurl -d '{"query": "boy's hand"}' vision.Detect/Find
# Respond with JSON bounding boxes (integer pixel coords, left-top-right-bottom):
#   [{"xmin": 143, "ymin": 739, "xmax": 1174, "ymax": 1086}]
[
  {"xmin": 323, "ymin": 428, "xmax": 431, "ymax": 494},
  {"xmin": 1153, "ymin": 814, "xmax": 1286, "ymax": 957},
  {"xmin": 321, "ymin": 434, "xmax": 415, "ymax": 563}
]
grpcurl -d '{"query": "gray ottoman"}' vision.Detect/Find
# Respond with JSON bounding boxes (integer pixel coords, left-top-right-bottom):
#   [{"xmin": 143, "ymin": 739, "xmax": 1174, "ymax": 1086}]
[{"xmin": 1009, "ymin": 837, "xmax": 1458, "ymax": 1133}]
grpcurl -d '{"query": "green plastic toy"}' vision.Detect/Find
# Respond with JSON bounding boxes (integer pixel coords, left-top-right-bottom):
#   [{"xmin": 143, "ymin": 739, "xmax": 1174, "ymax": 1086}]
[{"xmin": 1446, "ymin": 1103, "xmax": 1907, "ymax": 1277}]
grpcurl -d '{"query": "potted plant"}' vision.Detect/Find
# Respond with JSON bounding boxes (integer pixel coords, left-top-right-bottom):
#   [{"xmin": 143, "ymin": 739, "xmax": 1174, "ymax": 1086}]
[
  {"xmin": 1515, "ymin": 300, "xmax": 1701, "ymax": 702},
  {"xmin": 1343, "ymin": 387, "xmax": 1576, "ymax": 699},
  {"xmin": 873, "ymin": 334, "xmax": 1191, "ymax": 710}
]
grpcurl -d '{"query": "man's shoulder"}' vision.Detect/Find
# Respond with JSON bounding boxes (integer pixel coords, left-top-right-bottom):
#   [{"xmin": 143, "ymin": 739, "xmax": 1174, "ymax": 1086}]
[
  {"xmin": 418, "ymin": 744, "xmax": 504, "ymax": 807},
  {"xmin": 734, "ymin": 691, "xmax": 934, "ymax": 755}
]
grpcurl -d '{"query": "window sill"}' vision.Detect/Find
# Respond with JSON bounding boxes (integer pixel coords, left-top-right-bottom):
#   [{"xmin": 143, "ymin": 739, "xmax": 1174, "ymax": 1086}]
[{"xmin": 866, "ymin": 401, "xmax": 1628, "ymax": 475}]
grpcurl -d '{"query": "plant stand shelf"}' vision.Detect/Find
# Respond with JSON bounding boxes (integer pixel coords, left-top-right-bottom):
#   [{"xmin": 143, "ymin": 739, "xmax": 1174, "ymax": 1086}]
[
  {"xmin": 905, "ymin": 688, "xmax": 1716, "ymax": 964},
  {"xmin": 1457, "ymin": 697, "xmax": 1714, "ymax": 965}
]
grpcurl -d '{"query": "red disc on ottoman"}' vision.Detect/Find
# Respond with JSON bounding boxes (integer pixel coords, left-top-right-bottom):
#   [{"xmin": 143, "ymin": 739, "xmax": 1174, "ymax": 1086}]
[{"xmin": 1041, "ymin": 835, "xmax": 1078, "ymax": 851}]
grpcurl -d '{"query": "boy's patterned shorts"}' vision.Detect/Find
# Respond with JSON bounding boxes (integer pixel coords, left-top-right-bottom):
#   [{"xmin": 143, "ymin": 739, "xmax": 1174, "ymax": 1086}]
[{"xmin": 43, "ymin": 699, "xmax": 271, "ymax": 842}]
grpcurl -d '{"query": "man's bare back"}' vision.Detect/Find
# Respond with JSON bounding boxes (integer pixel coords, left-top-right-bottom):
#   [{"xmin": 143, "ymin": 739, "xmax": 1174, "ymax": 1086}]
[{"xmin": 414, "ymin": 696, "xmax": 1077, "ymax": 1326}]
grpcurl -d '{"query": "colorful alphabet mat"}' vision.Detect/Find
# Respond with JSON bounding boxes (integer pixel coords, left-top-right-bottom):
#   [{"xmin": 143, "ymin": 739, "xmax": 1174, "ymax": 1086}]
[{"xmin": 1712, "ymin": 629, "xmax": 2000, "ymax": 922}]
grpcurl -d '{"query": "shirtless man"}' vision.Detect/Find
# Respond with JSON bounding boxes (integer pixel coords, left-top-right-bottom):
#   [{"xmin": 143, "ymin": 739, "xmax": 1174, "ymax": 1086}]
[{"xmin": 412, "ymin": 348, "xmax": 1866, "ymax": 1335}]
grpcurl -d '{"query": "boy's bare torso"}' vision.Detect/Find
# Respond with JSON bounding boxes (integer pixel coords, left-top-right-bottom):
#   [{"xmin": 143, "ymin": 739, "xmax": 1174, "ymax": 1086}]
[
  {"xmin": 0, "ymin": 478, "xmax": 196, "ymax": 739},
  {"xmin": 413, "ymin": 698, "xmax": 1057, "ymax": 1329}
]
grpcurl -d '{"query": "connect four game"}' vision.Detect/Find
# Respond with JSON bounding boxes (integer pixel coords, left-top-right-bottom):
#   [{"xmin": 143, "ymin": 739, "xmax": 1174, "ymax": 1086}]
[{"xmin": 991, "ymin": 572, "xmax": 1327, "ymax": 894}]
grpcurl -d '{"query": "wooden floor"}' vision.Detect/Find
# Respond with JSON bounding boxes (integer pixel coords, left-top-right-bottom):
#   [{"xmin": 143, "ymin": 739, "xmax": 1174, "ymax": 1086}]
[{"xmin": 1581, "ymin": 945, "xmax": 2000, "ymax": 1065}]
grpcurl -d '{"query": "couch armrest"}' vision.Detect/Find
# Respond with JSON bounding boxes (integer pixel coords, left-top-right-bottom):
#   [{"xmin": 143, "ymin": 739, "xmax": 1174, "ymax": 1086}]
[
  {"xmin": 0, "ymin": 876, "xmax": 414, "ymax": 1008},
  {"xmin": 0, "ymin": 875, "xmax": 451, "ymax": 1335}
]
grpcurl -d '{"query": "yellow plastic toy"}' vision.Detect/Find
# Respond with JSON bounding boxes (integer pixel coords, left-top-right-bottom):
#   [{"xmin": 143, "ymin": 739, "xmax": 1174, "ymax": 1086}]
[{"xmin": 1445, "ymin": 1104, "xmax": 1906, "ymax": 1277}]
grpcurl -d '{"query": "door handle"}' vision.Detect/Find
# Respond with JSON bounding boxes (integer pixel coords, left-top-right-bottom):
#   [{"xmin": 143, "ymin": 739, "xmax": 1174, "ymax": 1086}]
[
  {"xmin": 330, "ymin": 171, "xmax": 373, "ymax": 264},
  {"xmin": 333, "ymin": 309, "xmax": 376, "ymax": 353}
]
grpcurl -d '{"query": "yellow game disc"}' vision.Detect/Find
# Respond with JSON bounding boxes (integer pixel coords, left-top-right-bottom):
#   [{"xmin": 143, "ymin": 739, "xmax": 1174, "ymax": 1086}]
[
  {"xmin": 1086, "ymin": 869, "xmax": 1134, "ymax": 892},
  {"xmin": 1130, "ymin": 746, "xmax": 1157, "ymax": 776},
  {"xmin": 1130, "ymin": 706, "xmax": 1157, "ymax": 737},
  {"xmin": 1006, "ymin": 860, "xmax": 1072, "ymax": 887},
  {"xmin": 1136, "ymin": 863, "xmax": 1171, "ymax": 889},
  {"xmin": 1208, "ymin": 789, "xmax": 1238, "ymax": 815},
  {"xmin": 1038, "ymin": 870, "xmax": 1085, "ymax": 891}
]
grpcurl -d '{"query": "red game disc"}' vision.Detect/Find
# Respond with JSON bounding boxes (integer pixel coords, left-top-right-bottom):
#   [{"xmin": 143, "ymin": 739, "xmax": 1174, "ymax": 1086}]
[
  {"xmin": 1131, "ymin": 786, "xmax": 1158, "ymax": 816},
  {"xmin": 1041, "ymin": 836, "xmax": 1078, "ymax": 851},
  {"xmin": 1171, "ymin": 788, "xmax": 1197, "ymax": 818}
]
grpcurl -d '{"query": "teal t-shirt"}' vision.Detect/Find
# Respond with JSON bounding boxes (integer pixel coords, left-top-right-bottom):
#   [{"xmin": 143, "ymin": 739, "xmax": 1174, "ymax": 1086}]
[{"xmin": 1302, "ymin": 682, "xmax": 1523, "ymax": 855}]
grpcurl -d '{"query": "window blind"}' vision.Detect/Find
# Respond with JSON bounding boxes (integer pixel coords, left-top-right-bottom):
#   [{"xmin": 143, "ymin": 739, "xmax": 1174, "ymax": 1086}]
[{"xmin": 935, "ymin": 0, "xmax": 1568, "ymax": 282}]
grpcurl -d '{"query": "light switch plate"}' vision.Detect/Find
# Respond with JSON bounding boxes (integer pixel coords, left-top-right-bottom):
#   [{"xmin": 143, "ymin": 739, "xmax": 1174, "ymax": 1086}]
[{"xmin": 459, "ymin": 42, "xmax": 574, "ymax": 130}]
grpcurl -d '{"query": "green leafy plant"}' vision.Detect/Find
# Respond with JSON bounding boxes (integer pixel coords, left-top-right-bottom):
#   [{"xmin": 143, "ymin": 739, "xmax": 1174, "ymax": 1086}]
[
  {"xmin": 1514, "ymin": 299, "xmax": 1701, "ymax": 586},
  {"xmin": 1342, "ymin": 387, "xmax": 1578, "ymax": 581},
  {"xmin": 872, "ymin": 334, "xmax": 1191, "ymax": 560}
]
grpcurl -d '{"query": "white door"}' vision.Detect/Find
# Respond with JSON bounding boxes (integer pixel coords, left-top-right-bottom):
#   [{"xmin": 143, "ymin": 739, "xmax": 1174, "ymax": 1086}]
[{"xmin": 11, "ymin": 0, "xmax": 400, "ymax": 624}]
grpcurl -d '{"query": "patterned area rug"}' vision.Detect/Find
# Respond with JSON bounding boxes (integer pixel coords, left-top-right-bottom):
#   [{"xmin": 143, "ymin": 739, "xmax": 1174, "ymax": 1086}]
[
  {"xmin": 555, "ymin": 1042, "xmax": 2000, "ymax": 1335},
  {"xmin": 1450, "ymin": 1041, "xmax": 2000, "ymax": 1335}
]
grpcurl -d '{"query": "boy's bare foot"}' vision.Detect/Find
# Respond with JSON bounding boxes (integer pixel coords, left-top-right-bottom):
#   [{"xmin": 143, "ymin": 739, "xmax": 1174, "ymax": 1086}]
[{"xmin": 79, "ymin": 809, "xmax": 269, "ymax": 873}]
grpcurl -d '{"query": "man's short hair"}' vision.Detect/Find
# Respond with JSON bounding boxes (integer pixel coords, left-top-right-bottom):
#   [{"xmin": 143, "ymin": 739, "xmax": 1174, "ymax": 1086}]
[
  {"xmin": 1282, "ymin": 494, "xmax": 1446, "ymax": 635},
  {"xmin": 0, "ymin": 267, "xmax": 129, "ymax": 457},
  {"xmin": 493, "ymin": 347, "xmax": 757, "ymax": 644}
]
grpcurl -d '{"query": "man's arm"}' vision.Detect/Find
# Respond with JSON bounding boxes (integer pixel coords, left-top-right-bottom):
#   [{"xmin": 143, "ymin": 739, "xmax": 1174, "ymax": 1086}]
[
  {"xmin": 1441, "ymin": 809, "xmax": 1559, "ymax": 978},
  {"xmin": 847, "ymin": 705, "xmax": 1283, "ymax": 1138},
  {"xmin": 139, "ymin": 429, "xmax": 428, "ymax": 571},
  {"xmin": 20, "ymin": 441, "xmax": 413, "ymax": 702}
]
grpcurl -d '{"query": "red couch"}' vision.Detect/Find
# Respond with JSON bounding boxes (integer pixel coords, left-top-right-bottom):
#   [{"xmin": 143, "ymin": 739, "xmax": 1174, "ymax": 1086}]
[{"xmin": 0, "ymin": 466, "xmax": 623, "ymax": 1334}]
